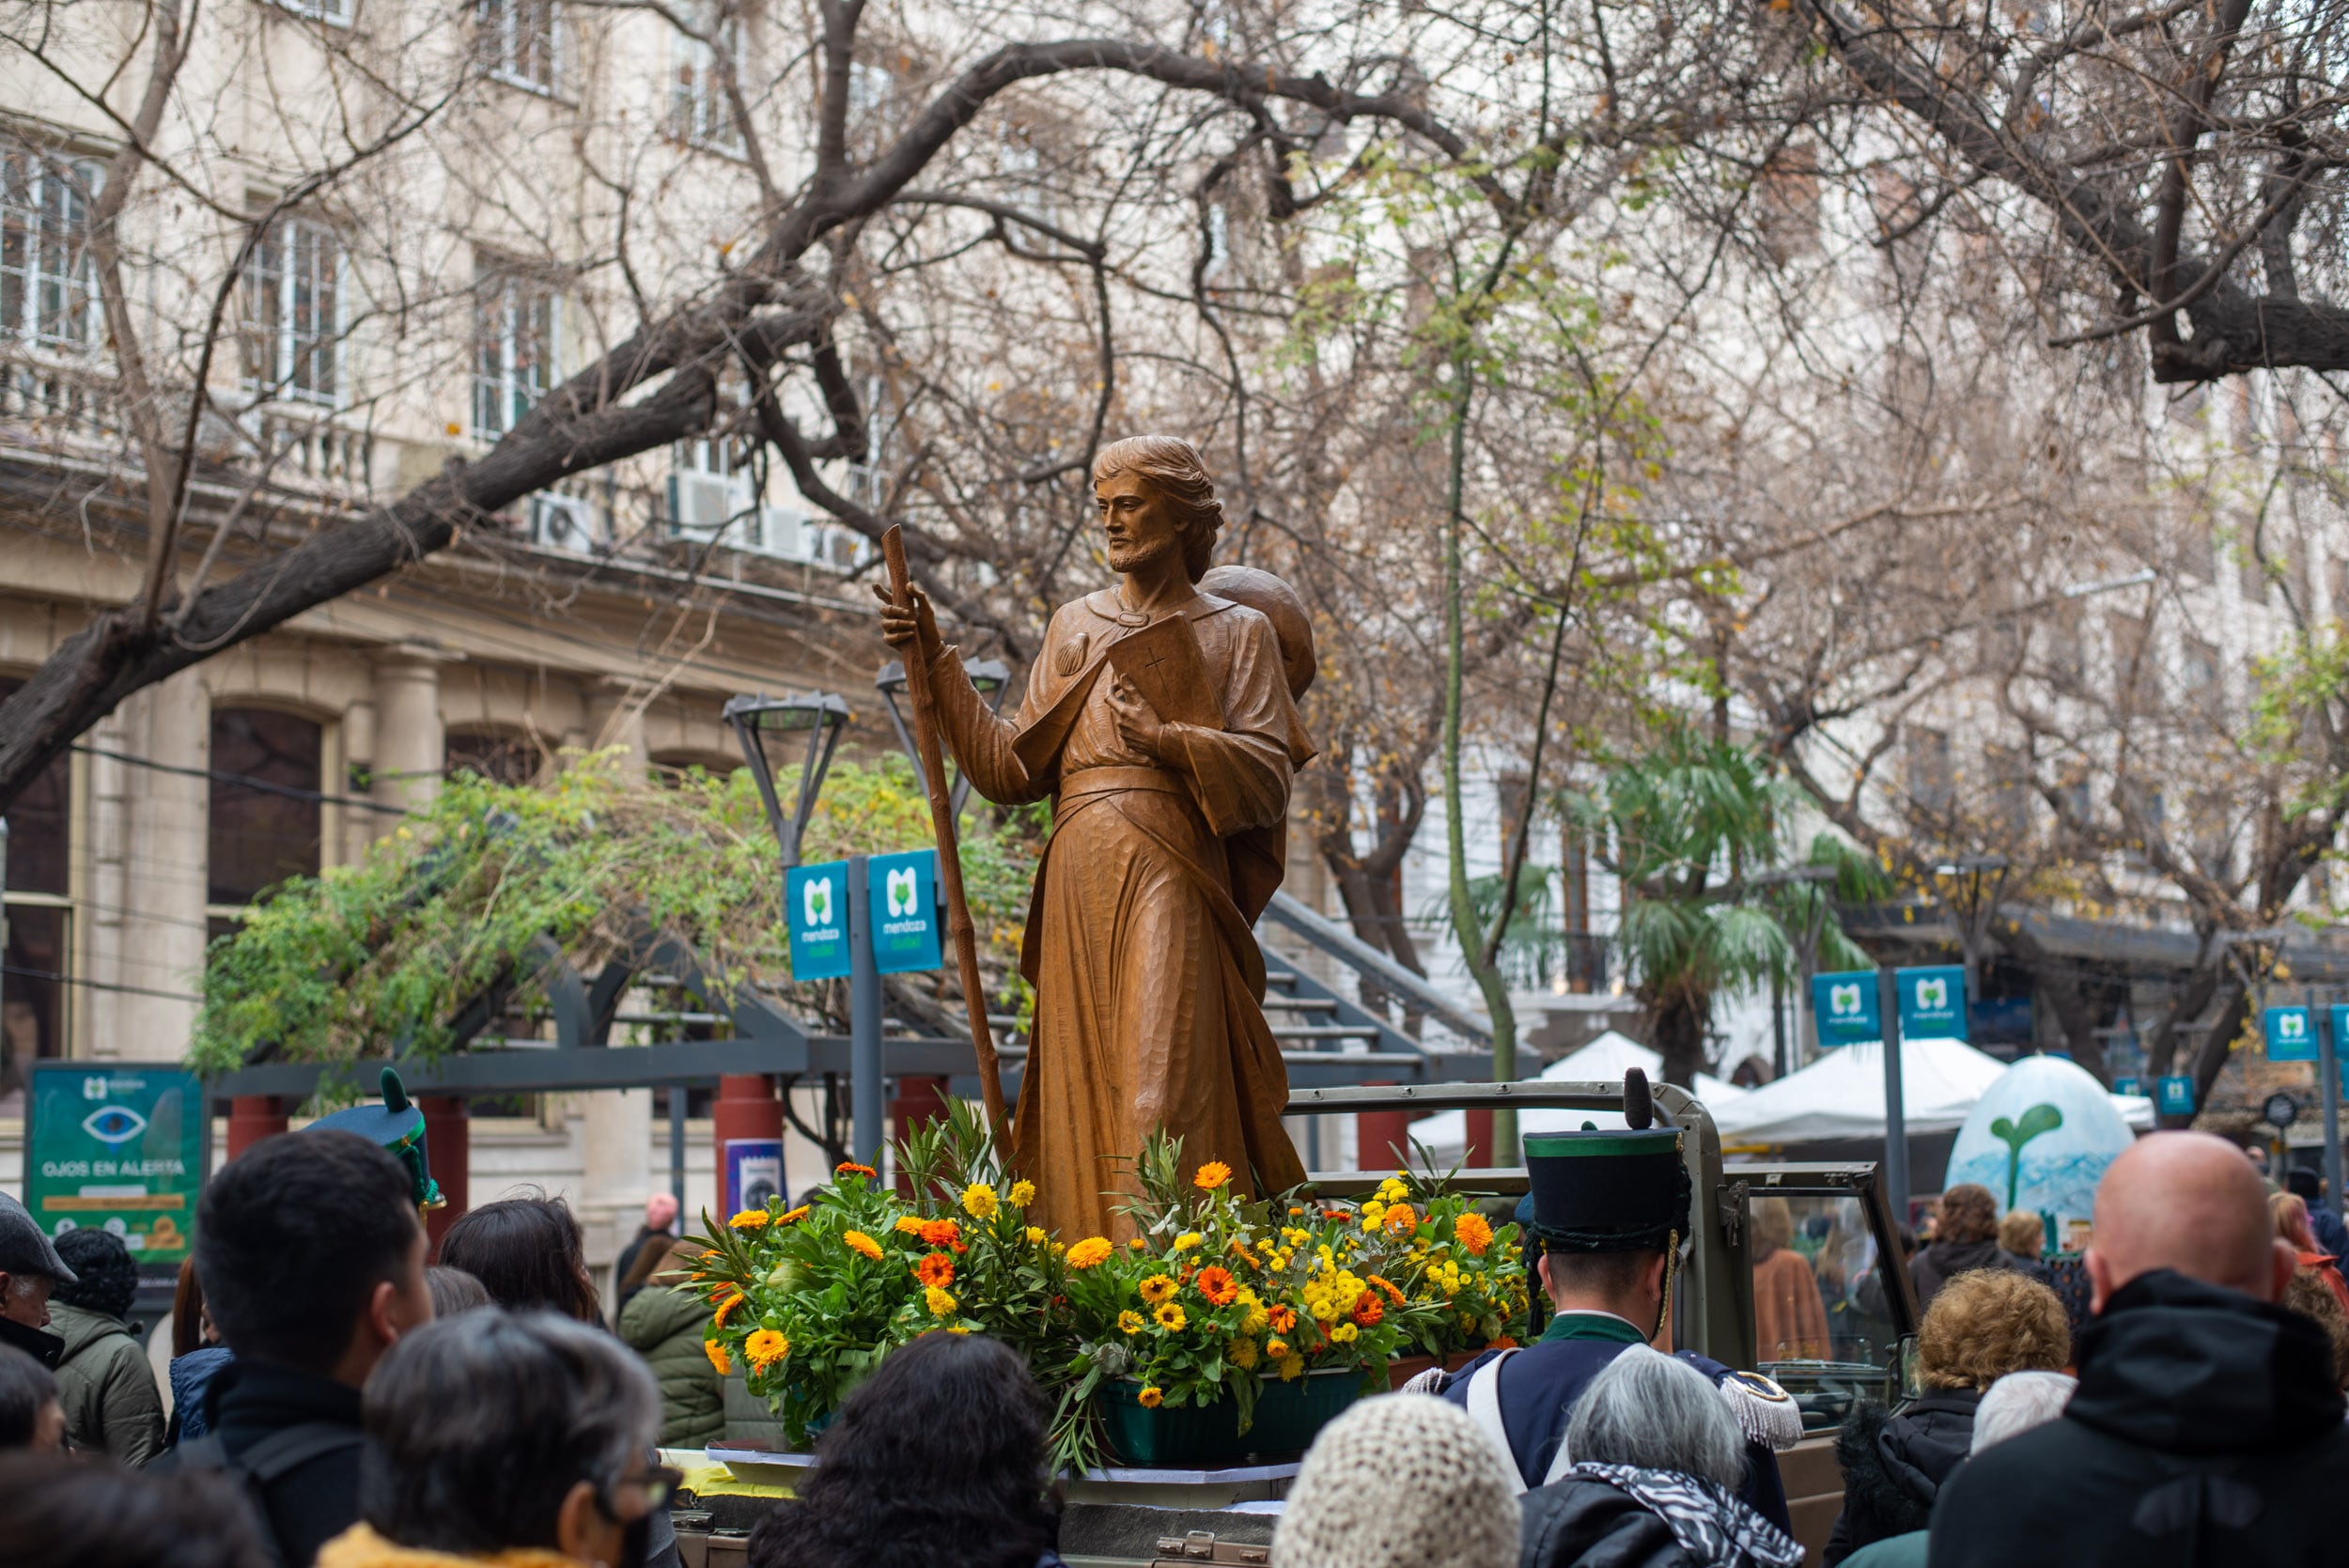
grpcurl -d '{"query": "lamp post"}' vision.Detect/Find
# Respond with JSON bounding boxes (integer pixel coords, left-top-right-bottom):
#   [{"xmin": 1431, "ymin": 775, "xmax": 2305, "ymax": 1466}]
[
  {"xmin": 723, "ymin": 691, "xmax": 851, "ymax": 871},
  {"xmin": 875, "ymin": 658, "xmax": 1010, "ymax": 819}
]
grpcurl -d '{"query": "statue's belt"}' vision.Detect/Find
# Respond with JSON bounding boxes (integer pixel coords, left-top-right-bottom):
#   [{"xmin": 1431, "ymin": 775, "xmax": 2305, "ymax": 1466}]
[{"xmin": 1057, "ymin": 766, "xmax": 1186, "ymax": 801}]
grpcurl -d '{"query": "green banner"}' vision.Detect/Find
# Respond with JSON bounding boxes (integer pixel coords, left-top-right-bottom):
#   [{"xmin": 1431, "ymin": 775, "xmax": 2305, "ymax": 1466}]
[{"xmin": 26, "ymin": 1063, "xmax": 203, "ymax": 1266}]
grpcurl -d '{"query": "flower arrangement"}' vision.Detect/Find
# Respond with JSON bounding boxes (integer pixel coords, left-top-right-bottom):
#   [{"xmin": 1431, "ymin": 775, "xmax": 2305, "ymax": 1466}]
[{"xmin": 691, "ymin": 1103, "xmax": 1530, "ymax": 1469}]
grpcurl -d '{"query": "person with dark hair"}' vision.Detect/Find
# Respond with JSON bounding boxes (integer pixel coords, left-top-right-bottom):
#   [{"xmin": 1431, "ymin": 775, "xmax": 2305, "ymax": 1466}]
[
  {"xmin": 169, "ymin": 1256, "xmax": 234, "ymax": 1446},
  {"xmin": 614, "ymin": 1194, "xmax": 680, "ymax": 1317},
  {"xmin": 748, "ymin": 1332, "xmax": 1064, "ymax": 1568},
  {"xmin": 2285, "ymin": 1166, "xmax": 2349, "ymax": 1261},
  {"xmin": 0, "ymin": 1451, "xmax": 274, "ymax": 1568},
  {"xmin": 47, "ymin": 1227, "xmax": 164, "ymax": 1466},
  {"xmin": 318, "ymin": 1310, "xmax": 671, "ymax": 1568},
  {"xmin": 1908, "ymin": 1185, "xmax": 2035, "ymax": 1309},
  {"xmin": 0, "ymin": 1344, "xmax": 64, "ymax": 1451},
  {"xmin": 0, "ymin": 1189, "xmax": 76, "ymax": 1369},
  {"xmin": 148, "ymin": 1130, "xmax": 432, "ymax": 1567},
  {"xmin": 425, "ymin": 1267, "xmax": 491, "ymax": 1318},
  {"xmin": 437, "ymin": 1196, "xmax": 601, "ymax": 1324},
  {"xmin": 616, "ymin": 1239, "xmax": 722, "ymax": 1448}
]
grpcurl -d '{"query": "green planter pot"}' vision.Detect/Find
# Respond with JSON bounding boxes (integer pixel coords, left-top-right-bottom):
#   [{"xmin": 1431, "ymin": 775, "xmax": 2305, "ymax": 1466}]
[{"xmin": 1097, "ymin": 1370, "xmax": 1364, "ymax": 1467}]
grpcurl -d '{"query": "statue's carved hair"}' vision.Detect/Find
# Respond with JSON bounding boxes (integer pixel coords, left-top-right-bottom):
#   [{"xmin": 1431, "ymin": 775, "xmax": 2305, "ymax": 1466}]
[{"xmin": 1094, "ymin": 435, "xmax": 1223, "ymax": 582}]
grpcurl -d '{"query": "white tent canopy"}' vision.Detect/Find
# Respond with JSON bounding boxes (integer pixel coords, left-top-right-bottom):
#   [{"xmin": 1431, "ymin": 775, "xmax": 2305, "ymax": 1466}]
[
  {"xmin": 1709, "ymin": 1037, "xmax": 2156, "ymax": 1145},
  {"xmin": 1404, "ymin": 1032, "xmax": 1749, "ymax": 1167}
]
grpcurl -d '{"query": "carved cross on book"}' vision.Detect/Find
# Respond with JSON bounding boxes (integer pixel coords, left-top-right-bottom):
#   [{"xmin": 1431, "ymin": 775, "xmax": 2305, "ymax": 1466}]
[{"xmin": 1108, "ymin": 613, "xmax": 1225, "ymax": 731}]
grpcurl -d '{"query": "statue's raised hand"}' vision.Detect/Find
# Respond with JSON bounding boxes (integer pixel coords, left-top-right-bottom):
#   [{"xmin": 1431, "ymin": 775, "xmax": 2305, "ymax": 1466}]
[{"xmin": 872, "ymin": 580, "xmax": 941, "ymax": 665}]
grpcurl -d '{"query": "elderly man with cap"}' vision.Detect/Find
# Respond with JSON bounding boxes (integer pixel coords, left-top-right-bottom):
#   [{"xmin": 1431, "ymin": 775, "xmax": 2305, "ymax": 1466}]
[
  {"xmin": 0, "ymin": 1189, "xmax": 76, "ymax": 1370},
  {"xmin": 1438, "ymin": 1078, "xmax": 1801, "ymax": 1531}
]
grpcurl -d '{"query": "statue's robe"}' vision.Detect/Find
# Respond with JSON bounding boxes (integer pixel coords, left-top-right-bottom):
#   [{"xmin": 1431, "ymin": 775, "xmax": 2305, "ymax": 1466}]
[{"xmin": 925, "ymin": 586, "xmax": 1314, "ymax": 1241}]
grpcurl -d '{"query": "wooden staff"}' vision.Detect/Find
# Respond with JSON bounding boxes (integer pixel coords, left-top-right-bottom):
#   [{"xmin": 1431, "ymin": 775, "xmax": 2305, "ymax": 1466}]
[{"xmin": 881, "ymin": 525, "xmax": 1007, "ymax": 1134}]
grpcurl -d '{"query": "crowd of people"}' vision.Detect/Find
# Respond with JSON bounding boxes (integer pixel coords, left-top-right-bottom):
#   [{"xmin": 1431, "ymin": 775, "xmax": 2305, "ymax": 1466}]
[{"xmin": 0, "ymin": 1126, "xmax": 2344, "ymax": 1568}]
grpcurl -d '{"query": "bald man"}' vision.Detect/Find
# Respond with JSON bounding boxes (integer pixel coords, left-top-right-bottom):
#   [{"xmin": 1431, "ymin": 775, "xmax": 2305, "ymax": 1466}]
[{"xmin": 1929, "ymin": 1132, "xmax": 2345, "ymax": 1568}]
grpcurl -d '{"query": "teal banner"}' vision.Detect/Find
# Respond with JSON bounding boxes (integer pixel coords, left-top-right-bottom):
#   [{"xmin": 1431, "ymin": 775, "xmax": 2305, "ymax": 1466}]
[
  {"xmin": 1811, "ymin": 970, "xmax": 1879, "ymax": 1048},
  {"xmin": 867, "ymin": 849, "xmax": 942, "ymax": 975},
  {"xmin": 786, "ymin": 861, "xmax": 852, "ymax": 981},
  {"xmin": 1896, "ymin": 965, "xmax": 1969, "ymax": 1042}
]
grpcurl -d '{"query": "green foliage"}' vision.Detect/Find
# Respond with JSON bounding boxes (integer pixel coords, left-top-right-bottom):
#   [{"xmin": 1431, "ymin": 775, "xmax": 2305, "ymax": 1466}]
[
  {"xmin": 188, "ymin": 752, "xmax": 1036, "ymax": 1077},
  {"xmin": 2249, "ymin": 623, "xmax": 2349, "ymax": 818}
]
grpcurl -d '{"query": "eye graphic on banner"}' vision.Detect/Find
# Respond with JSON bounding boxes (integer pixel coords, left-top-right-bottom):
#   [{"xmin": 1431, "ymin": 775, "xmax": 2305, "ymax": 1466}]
[{"xmin": 80, "ymin": 1106, "xmax": 148, "ymax": 1146}]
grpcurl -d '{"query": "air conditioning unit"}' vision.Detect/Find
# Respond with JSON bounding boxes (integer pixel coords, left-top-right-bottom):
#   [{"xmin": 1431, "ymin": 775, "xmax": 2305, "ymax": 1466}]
[
  {"xmin": 666, "ymin": 470, "xmax": 748, "ymax": 535},
  {"xmin": 754, "ymin": 505, "xmax": 809, "ymax": 560},
  {"xmin": 529, "ymin": 491, "xmax": 600, "ymax": 552}
]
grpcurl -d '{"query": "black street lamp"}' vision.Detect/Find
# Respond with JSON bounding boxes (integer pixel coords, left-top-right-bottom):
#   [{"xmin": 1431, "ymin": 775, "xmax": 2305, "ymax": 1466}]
[
  {"xmin": 875, "ymin": 658, "xmax": 1011, "ymax": 818},
  {"xmin": 723, "ymin": 691, "xmax": 851, "ymax": 870}
]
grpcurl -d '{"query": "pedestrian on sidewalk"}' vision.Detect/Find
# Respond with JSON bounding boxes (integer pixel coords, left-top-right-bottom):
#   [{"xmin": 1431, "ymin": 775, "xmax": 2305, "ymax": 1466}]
[
  {"xmin": 616, "ymin": 1241, "xmax": 722, "ymax": 1450},
  {"xmin": 0, "ymin": 1191, "xmax": 75, "ymax": 1370},
  {"xmin": 167, "ymin": 1258, "xmax": 233, "ymax": 1448},
  {"xmin": 47, "ymin": 1228, "xmax": 163, "ymax": 1467},
  {"xmin": 1908, "ymin": 1187, "xmax": 2034, "ymax": 1310},
  {"xmin": 2271, "ymin": 1191, "xmax": 2349, "ymax": 1313}
]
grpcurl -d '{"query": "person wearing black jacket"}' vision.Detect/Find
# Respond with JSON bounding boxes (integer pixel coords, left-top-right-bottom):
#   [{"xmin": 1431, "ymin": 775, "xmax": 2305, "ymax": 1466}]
[
  {"xmin": 0, "ymin": 1189, "xmax": 76, "ymax": 1371},
  {"xmin": 1908, "ymin": 1186, "xmax": 2036, "ymax": 1310},
  {"xmin": 151, "ymin": 1131, "xmax": 433, "ymax": 1567},
  {"xmin": 1826, "ymin": 1268, "xmax": 2070, "ymax": 1563},
  {"xmin": 1930, "ymin": 1132, "xmax": 2345, "ymax": 1568}
]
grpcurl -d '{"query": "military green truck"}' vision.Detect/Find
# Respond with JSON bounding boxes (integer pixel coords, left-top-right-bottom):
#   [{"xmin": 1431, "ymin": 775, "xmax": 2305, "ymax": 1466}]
[{"xmin": 679, "ymin": 1079, "xmax": 1921, "ymax": 1568}]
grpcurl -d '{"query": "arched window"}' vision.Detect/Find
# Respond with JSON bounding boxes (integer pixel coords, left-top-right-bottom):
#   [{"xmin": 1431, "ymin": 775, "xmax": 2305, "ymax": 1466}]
[
  {"xmin": 208, "ymin": 708, "xmax": 321, "ymax": 911},
  {"xmin": 445, "ymin": 730, "xmax": 544, "ymax": 786}
]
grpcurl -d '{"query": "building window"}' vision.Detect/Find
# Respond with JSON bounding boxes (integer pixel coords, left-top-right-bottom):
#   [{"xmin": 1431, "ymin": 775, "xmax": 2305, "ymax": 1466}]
[
  {"xmin": 208, "ymin": 708, "xmax": 322, "ymax": 910},
  {"xmin": 480, "ymin": 0, "xmax": 559, "ymax": 91},
  {"xmin": 241, "ymin": 218, "xmax": 344, "ymax": 405},
  {"xmin": 0, "ymin": 146, "xmax": 101, "ymax": 349},
  {"xmin": 473, "ymin": 263, "xmax": 557, "ymax": 436},
  {"xmin": 445, "ymin": 730, "xmax": 543, "ymax": 785},
  {"xmin": 671, "ymin": 7, "xmax": 746, "ymax": 152},
  {"xmin": 274, "ymin": 0, "xmax": 350, "ymax": 22},
  {"xmin": 0, "ymin": 676, "xmax": 70, "ymax": 1102}
]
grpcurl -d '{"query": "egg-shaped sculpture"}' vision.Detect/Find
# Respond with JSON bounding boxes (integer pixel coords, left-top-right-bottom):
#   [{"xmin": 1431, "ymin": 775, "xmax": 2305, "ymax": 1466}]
[{"xmin": 1944, "ymin": 1054, "xmax": 2137, "ymax": 1246}]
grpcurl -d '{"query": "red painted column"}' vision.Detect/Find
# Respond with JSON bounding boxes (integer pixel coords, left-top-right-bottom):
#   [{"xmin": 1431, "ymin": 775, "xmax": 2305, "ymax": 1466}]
[
  {"xmin": 226, "ymin": 1096, "xmax": 288, "ymax": 1160},
  {"xmin": 1357, "ymin": 1081, "xmax": 1413, "ymax": 1173},
  {"xmin": 712, "ymin": 1075, "xmax": 785, "ymax": 1213},
  {"xmin": 1463, "ymin": 1108, "xmax": 1495, "ymax": 1171},
  {"xmin": 890, "ymin": 1076, "xmax": 951, "ymax": 1196},
  {"xmin": 419, "ymin": 1095, "xmax": 469, "ymax": 1256}
]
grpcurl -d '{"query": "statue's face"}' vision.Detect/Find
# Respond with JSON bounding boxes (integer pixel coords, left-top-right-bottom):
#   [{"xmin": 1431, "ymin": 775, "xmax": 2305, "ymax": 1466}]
[{"xmin": 1096, "ymin": 470, "xmax": 1186, "ymax": 576}]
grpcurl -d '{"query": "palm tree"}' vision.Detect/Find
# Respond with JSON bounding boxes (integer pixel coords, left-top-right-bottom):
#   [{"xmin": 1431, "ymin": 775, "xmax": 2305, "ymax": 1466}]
[{"xmin": 1574, "ymin": 726, "xmax": 1880, "ymax": 1088}]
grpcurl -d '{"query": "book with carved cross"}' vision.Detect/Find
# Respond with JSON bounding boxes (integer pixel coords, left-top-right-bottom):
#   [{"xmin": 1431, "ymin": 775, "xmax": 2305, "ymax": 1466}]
[{"xmin": 1107, "ymin": 612, "xmax": 1226, "ymax": 731}]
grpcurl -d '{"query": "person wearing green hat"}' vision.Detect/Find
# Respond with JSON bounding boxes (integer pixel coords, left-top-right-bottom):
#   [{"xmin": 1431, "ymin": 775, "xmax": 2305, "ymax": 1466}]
[{"xmin": 1438, "ymin": 1079, "xmax": 1800, "ymax": 1531}]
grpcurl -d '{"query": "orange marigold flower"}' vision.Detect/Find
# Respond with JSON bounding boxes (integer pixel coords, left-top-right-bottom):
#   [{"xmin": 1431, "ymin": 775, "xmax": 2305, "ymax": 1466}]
[
  {"xmin": 915, "ymin": 1251, "xmax": 956, "ymax": 1288},
  {"xmin": 712, "ymin": 1291, "xmax": 745, "ymax": 1327},
  {"xmin": 729, "ymin": 1209, "xmax": 770, "ymax": 1230},
  {"xmin": 1128, "ymin": 1237, "xmax": 1147, "ymax": 1251},
  {"xmin": 1267, "ymin": 1305, "xmax": 1298, "ymax": 1333},
  {"xmin": 843, "ymin": 1231, "xmax": 884, "ymax": 1261},
  {"xmin": 1352, "ymin": 1290, "xmax": 1384, "ymax": 1327},
  {"xmin": 919, "ymin": 1218, "xmax": 964, "ymax": 1252},
  {"xmin": 745, "ymin": 1329, "xmax": 790, "ymax": 1370},
  {"xmin": 1382, "ymin": 1203, "xmax": 1418, "ymax": 1236},
  {"xmin": 705, "ymin": 1339, "xmax": 731, "ymax": 1375},
  {"xmin": 1455, "ymin": 1212, "xmax": 1496, "ymax": 1257},
  {"xmin": 1137, "ymin": 1386, "xmax": 1164, "ymax": 1409},
  {"xmin": 1193, "ymin": 1161, "xmax": 1233, "ymax": 1191},
  {"xmin": 835, "ymin": 1161, "xmax": 878, "ymax": 1179},
  {"xmin": 777, "ymin": 1205, "xmax": 812, "ymax": 1226},
  {"xmin": 1196, "ymin": 1266, "xmax": 1239, "ymax": 1307},
  {"xmin": 894, "ymin": 1216, "xmax": 926, "ymax": 1234},
  {"xmin": 1368, "ymin": 1274, "xmax": 1408, "ymax": 1309},
  {"xmin": 1490, "ymin": 1334, "xmax": 1519, "ymax": 1349},
  {"xmin": 1066, "ymin": 1236, "xmax": 1114, "ymax": 1270}
]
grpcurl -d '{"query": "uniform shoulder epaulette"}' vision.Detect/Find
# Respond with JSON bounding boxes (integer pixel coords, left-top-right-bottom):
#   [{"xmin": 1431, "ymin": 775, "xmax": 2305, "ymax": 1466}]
[{"xmin": 1716, "ymin": 1368, "xmax": 1805, "ymax": 1452}]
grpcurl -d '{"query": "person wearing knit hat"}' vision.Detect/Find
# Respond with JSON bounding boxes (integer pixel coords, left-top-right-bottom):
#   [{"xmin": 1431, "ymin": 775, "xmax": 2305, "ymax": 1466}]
[
  {"xmin": 0, "ymin": 1189, "xmax": 76, "ymax": 1370},
  {"xmin": 1271, "ymin": 1394, "xmax": 1521, "ymax": 1568}
]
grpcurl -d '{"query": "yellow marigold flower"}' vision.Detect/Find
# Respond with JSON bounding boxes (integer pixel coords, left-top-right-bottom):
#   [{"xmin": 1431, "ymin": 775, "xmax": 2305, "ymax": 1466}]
[
  {"xmin": 1330, "ymin": 1322, "xmax": 1358, "ymax": 1344},
  {"xmin": 1128, "ymin": 1237, "xmax": 1147, "ymax": 1251},
  {"xmin": 925, "ymin": 1285, "xmax": 958, "ymax": 1317},
  {"xmin": 1118, "ymin": 1310, "xmax": 1145, "ymax": 1335},
  {"xmin": 1360, "ymin": 1200, "xmax": 1385, "ymax": 1227},
  {"xmin": 1377, "ymin": 1176, "xmax": 1409, "ymax": 1203},
  {"xmin": 1265, "ymin": 1337, "xmax": 1290, "ymax": 1359},
  {"xmin": 1455, "ymin": 1212, "xmax": 1496, "ymax": 1257},
  {"xmin": 1009, "ymin": 1180, "xmax": 1037, "ymax": 1207},
  {"xmin": 1066, "ymin": 1236, "xmax": 1114, "ymax": 1270},
  {"xmin": 835, "ymin": 1162, "xmax": 878, "ymax": 1180},
  {"xmin": 961, "ymin": 1183, "xmax": 999, "ymax": 1219},
  {"xmin": 1193, "ymin": 1161, "xmax": 1233, "ymax": 1191},
  {"xmin": 777, "ymin": 1205, "xmax": 811, "ymax": 1226},
  {"xmin": 745, "ymin": 1329, "xmax": 790, "ymax": 1370},
  {"xmin": 1241, "ymin": 1303, "xmax": 1270, "ymax": 1336},
  {"xmin": 730, "ymin": 1209, "xmax": 770, "ymax": 1230},
  {"xmin": 843, "ymin": 1231, "xmax": 883, "ymax": 1261},
  {"xmin": 894, "ymin": 1216, "xmax": 927, "ymax": 1234},
  {"xmin": 947, "ymin": 1325, "xmax": 972, "ymax": 1334},
  {"xmin": 1025, "ymin": 1226, "xmax": 1049, "ymax": 1245},
  {"xmin": 1154, "ymin": 1302, "xmax": 1188, "ymax": 1331},
  {"xmin": 1278, "ymin": 1355, "xmax": 1304, "ymax": 1382},
  {"xmin": 712, "ymin": 1292, "xmax": 745, "ymax": 1327},
  {"xmin": 1172, "ymin": 1233, "xmax": 1204, "ymax": 1253},
  {"xmin": 1139, "ymin": 1274, "xmax": 1178, "ymax": 1306},
  {"xmin": 1138, "ymin": 1386, "xmax": 1165, "ymax": 1409},
  {"xmin": 1229, "ymin": 1338, "xmax": 1259, "ymax": 1370},
  {"xmin": 706, "ymin": 1339, "xmax": 732, "ymax": 1375}
]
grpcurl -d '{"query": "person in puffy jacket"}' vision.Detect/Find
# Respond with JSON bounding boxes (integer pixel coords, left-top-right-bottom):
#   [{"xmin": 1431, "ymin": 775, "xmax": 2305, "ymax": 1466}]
[
  {"xmin": 48, "ymin": 1228, "xmax": 164, "ymax": 1467},
  {"xmin": 1909, "ymin": 1187, "xmax": 2038, "ymax": 1309},
  {"xmin": 616, "ymin": 1240, "xmax": 723, "ymax": 1449},
  {"xmin": 1825, "ymin": 1267, "xmax": 2069, "ymax": 1563}
]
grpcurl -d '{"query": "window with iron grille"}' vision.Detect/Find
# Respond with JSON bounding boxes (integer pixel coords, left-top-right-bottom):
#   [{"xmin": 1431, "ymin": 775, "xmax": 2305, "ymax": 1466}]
[
  {"xmin": 670, "ymin": 7, "xmax": 746, "ymax": 152},
  {"xmin": 0, "ymin": 146, "xmax": 101, "ymax": 349},
  {"xmin": 240, "ymin": 218, "xmax": 344, "ymax": 404},
  {"xmin": 473, "ymin": 261, "xmax": 558, "ymax": 436},
  {"xmin": 480, "ymin": 0, "xmax": 559, "ymax": 91}
]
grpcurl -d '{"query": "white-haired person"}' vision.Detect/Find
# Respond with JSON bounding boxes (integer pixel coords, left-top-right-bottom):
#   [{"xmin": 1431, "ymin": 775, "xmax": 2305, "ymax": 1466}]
[{"xmin": 1518, "ymin": 1345, "xmax": 1804, "ymax": 1568}]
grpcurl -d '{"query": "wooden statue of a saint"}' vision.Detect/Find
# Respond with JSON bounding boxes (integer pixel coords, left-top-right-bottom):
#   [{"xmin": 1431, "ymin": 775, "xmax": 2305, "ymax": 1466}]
[{"xmin": 876, "ymin": 435, "xmax": 1316, "ymax": 1240}]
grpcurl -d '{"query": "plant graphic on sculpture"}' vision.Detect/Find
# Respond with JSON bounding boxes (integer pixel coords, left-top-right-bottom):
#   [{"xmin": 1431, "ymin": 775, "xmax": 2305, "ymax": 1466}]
[{"xmin": 1990, "ymin": 1105, "xmax": 2064, "ymax": 1209}]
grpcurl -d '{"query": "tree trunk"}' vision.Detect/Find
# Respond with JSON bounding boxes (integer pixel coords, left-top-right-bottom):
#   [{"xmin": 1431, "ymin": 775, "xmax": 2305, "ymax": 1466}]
[{"xmin": 1652, "ymin": 991, "xmax": 1709, "ymax": 1091}]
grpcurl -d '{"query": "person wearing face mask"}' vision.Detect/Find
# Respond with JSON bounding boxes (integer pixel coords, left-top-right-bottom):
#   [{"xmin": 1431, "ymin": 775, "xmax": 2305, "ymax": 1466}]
[{"xmin": 321, "ymin": 1310, "xmax": 675, "ymax": 1568}]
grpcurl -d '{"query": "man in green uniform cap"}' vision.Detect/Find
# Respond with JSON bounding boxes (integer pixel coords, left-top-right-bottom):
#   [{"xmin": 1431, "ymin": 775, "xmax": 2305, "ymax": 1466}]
[{"xmin": 1439, "ymin": 1075, "xmax": 1799, "ymax": 1529}]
